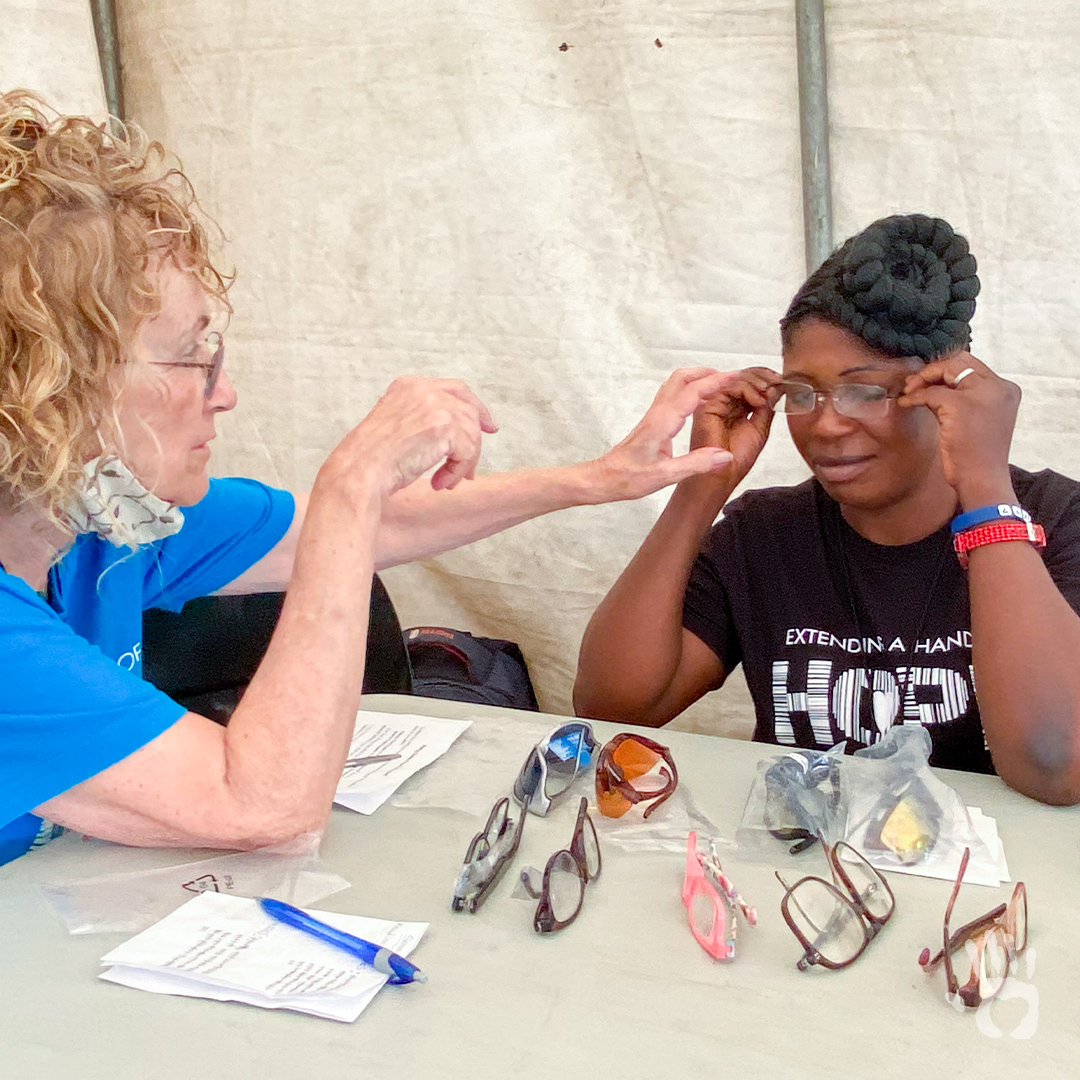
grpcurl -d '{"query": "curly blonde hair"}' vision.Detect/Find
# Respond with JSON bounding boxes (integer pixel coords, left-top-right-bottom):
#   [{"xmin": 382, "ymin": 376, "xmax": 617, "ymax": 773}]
[{"xmin": 0, "ymin": 89, "xmax": 230, "ymax": 524}]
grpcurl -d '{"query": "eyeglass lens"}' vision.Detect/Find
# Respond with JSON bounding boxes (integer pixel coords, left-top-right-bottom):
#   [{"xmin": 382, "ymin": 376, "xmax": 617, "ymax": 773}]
[
  {"xmin": 545, "ymin": 851, "xmax": 585, "ymax": 924},
  {"xmin": 204, "ymin": 338, "xmax": 225, "ymax": 398},
  {"xmin": 543, "ymin": 726, "xmax": 591, "ymax": 797},
  {"xmin": 690, "ymin": 886, "xmax": 719, "ymax": 939},
  {"xmin": 787, "ymin": 878, "xmax": 868, "ymax": 966},
  {"xmin": 834, "ymin": 849, "xmax": 893, "ymax": 922}
]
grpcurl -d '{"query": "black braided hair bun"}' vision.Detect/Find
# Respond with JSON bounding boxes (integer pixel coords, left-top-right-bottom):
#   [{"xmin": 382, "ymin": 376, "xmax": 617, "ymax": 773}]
[{"xmin": 782, "ymin": 214, "xmax": 980, "ymax": 361}]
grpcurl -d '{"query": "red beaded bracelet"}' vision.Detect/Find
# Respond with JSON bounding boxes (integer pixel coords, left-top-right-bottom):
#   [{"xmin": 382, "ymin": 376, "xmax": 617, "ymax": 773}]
[{"xmin": 953, "ymin": 519, "xmax": 1046, "ymax": 568}]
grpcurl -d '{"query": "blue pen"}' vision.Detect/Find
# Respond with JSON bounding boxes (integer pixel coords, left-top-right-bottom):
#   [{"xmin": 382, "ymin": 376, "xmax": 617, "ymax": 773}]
[{"xmin": 258, "ymin": 897, "xmax": 427, "ymax": 985}]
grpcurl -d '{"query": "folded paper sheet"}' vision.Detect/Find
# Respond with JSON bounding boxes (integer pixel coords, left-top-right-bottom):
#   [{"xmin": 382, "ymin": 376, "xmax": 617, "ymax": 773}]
[
  {"xmin": 334, "ymin": 711, "xmax": 471, "ymax": 814},
  {"xmin": 100, "ymin": 893, "xmax": 427, "ymax": 1022}
]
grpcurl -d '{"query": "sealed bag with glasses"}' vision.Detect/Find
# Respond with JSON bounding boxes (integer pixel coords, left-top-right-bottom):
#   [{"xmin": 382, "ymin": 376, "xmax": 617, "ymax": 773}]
[{"xmin": 776, "ymin": 841, "xmax": 894, "ymax": 970}]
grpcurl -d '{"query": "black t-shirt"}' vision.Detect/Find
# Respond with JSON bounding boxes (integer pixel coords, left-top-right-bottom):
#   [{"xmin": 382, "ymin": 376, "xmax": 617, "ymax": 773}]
[{"xmin": 682, "ymin": 466, "xmax": 1080, "ymax": 773}]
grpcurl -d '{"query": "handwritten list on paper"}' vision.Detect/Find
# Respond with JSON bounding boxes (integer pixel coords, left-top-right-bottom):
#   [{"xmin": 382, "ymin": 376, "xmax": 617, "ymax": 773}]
[
  {"xmin": 334, "ymin": 711, "xmax": 472, "ymax": 814},
  {"xmin": 99, "ymin": 892, "xmax": 427, "ymax": 1022}
]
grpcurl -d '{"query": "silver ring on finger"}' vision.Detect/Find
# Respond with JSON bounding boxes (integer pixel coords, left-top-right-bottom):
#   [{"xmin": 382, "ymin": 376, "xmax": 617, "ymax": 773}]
[{"xmin": 950, "ymin": 367, "xmax": 977, "ymax": 388}]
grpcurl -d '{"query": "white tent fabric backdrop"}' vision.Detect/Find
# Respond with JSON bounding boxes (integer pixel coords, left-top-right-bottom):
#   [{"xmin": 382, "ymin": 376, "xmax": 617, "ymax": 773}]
[{"xmin": 6, "ymin": 2, "xmax": 1080, "ymax": 737}]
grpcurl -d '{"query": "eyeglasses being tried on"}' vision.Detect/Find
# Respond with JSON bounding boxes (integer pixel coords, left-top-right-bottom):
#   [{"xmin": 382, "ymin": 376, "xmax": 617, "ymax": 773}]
[
  {"xmin": 520, "ymin": 796, "xmax": 601, "ymax": 933},
  {"xmin": 595, "ymin": 732, "xmax": 678, "ymax": 820},
  {"xmin": 150, "ymin": 331, "xmax": 226, "ymax": 399},
  {"xmin": 683, "ymin": 832, "xmax": 757, "ymax": 961},
  {"xmin": 767, "ymin": 380, "xmax": 899, "ymax": 422},
  {"xmin": 776, "ymin": 841, "xmax": 895, "ymax": 970},
  {"xmin": 513, "ymin": 721, "xmax": 598, "ymax": 817},
  {"xmin": 918, "ymin": 846, "xmax": 1027, "ymax": 1009}
]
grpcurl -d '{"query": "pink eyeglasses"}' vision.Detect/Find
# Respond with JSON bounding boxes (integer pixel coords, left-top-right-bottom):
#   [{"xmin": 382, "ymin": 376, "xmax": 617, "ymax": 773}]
[{"xmin": 682, "ymin": 832, "xmax": 757, "ymax": 961}]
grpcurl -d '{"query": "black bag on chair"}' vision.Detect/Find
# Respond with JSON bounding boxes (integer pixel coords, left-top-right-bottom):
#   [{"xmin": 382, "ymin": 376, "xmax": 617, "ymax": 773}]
[
  {"xmin": 404, "ymin": 626, "xmax": 539, "ymax": 711},
  {"xmin": 142, "ymin": 574, "xmax": 412, "ymax": 724}
]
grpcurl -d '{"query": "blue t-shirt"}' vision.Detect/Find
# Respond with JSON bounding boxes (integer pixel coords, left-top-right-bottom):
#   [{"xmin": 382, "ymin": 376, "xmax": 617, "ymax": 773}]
[{"xmin": 0, "ymin": 478, "xmax": 295, "ymax": 866}]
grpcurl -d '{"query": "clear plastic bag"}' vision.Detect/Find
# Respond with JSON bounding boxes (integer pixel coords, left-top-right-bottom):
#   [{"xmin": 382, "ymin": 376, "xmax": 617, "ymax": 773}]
[
  {"xmin": 844, "ymin": 726, "xmax": 996, "ymax": 877},
  {"xmin": 41, "ymin": 835, "xmax": 350, "ymax": 934},
  {"xmin": 590, "ymin": 784, "xmax": 721, "ymax": 854},
  {"xmin": 737, "ymin": 744, "xmax": 847, "ymax": 858}
]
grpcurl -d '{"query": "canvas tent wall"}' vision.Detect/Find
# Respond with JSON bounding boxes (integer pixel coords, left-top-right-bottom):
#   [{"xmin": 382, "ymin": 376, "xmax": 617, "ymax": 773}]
[{"xmin": 4, "ymin": 1, "xmax": 1079, "ymax": 739}]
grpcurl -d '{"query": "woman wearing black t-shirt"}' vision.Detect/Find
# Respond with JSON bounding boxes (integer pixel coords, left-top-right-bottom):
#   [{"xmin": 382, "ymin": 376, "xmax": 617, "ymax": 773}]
[{"xmin": 575, "ymin": 214, "xmax": 1080, "ymax": 806}]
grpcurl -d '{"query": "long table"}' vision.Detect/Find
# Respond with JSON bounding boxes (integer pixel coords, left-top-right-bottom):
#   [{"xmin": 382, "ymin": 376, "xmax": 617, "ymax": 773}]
[{"xmin": 1, "ymin": 695, "xmax": 1076, "ymax": 1078}]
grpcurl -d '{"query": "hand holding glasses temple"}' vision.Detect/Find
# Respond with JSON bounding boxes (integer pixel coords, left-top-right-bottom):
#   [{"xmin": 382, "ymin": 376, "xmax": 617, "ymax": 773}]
[
  {"xmin": 767, "ymin": 381, "xmax": 900, "ymax": 421},
  {"xmin": 918, "ymin": 846, "xmax": 1028, "ymax": 1009},
  {"xmin": 520, "ymin": 796, "xmax": 601, "ymax": 933},
  {"xmin": 776, "ymin": 841, "xmax": 895, "ymax": 970}
]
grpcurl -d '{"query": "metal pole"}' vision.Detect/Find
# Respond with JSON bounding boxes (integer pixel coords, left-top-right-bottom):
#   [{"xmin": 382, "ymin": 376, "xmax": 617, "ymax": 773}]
[
  {"xmin": 795, "ymin": 0, "xmax": 833, "ymax": 274},
  {"xmin": 89, "ymin": 0, "xmax": 125, "ymax": 122}
]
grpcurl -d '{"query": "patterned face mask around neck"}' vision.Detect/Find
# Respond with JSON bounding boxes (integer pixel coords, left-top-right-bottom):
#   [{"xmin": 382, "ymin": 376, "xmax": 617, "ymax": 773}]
[{"xmin": 64, "ymin": 454, "xmax": 185, "ymax": 547}]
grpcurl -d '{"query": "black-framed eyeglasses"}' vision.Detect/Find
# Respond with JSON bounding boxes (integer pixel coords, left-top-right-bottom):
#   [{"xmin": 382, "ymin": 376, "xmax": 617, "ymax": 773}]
[
  {"xmin": 513, "ymin": 721, "xmax": 598, "ymax": 817},
  {"xmin": 149, "ymin": 331, "xmax": 225, "ymax": 398},
  {"xmin": 451, "ymin": 794, "xmax": 528, "ymax": 914},
  {"xmin": 520, "ymin": 796, "xmax": 601, "ymax": 933},
  {"xmin": 776, "ymin": 841, "xmax": 895, "ymax": 970},
  {"xmin": 767, "ymin": 380, "xmax": 899, "ymax": 421}
]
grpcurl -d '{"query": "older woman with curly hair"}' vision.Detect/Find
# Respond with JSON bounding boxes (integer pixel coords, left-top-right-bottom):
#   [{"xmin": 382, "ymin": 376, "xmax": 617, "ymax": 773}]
[
  {"xmin": 576, "ymin": 213, "xmax": 1080, "ymax": 806},
  {"xmin": 0, "ymin": 91, "xmax": 739, "ymax": 866}
]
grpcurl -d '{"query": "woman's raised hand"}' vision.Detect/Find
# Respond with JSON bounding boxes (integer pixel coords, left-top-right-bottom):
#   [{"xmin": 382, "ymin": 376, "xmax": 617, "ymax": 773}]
[
  {"xmin": 334, "ymin": 376, "xmax": 498, "ymax": 499},
  {"xmin": 898, "ymin": 352, "xmax": 1021, "ymax": 508},
  {"xmin": 688, "ymin": 366, "xmax": 781, "ymax": 486}
]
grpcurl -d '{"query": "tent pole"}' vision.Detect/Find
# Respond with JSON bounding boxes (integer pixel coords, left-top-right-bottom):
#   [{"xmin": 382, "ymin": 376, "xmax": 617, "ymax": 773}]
[
  {"xmin": 89, "ymin": 0, "xmax": 125, "ymax": 122},
  {"xmin": 795, "ymin": 0, "xmax": 833, "ymax": 274}
]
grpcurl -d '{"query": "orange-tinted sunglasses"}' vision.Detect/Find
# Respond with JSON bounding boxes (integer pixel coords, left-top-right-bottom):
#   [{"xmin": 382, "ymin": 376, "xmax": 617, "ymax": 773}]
[{"xmin": 595, "ymin": 733, "xmax": 678, "ymax": 819}]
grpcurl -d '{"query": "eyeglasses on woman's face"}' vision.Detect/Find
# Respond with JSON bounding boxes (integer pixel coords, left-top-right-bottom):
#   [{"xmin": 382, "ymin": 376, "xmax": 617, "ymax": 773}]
[
  {"xmin": 149, "ymin": 330, "xmax": 226, "ymax": 399},
  {"xmin": 767, "ymin": 380, "xmax": 901, "ymax": 422}
]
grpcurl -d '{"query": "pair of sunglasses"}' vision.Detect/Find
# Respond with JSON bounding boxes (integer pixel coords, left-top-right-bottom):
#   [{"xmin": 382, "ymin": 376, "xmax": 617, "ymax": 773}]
[
  {"xmin": 514, "ymin": 721, "xmax": 598, "ymax": 817},
  {"xmin": 520, "ymin": 797, "xmax": 601, "ymax": 932},
  {"xmin": 776, "ymin": 841, "xmax": 895, "ymax": 970},
  {"xmin": 595, "ymin": 733, "xmax": 678, "ymax": 819}
]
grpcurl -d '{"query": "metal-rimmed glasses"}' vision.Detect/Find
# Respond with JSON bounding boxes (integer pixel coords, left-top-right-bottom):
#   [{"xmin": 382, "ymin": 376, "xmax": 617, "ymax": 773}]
[
  {"xmin": 451, "ymin": 795, "xmax": 528, "ymax": 914},
  {"xmin": 520, "ymin": 796, "xmax": 601, "ymax": 933},
  {"xmin": 776, "ymin": 841, "xmax": 895, "ymax": 970},
  {"xmin": 513, "ymin": 721, "xmax": 598, "ymax": 817},
  {"xmin": 918, "ymin": 846, "xmax": 1028, "ymax": 1008},
  {"xmin": 682, "ymin": 831, "xmax": 757, "ymax": 961},
  {"xmin": 595, "ymin": 732, "xmax": 678, "ymax": 820},
  {"xmin": 150, "ymin": 331, "xmax": 226, "ymax": 398},
  {"xmin": 767, "ymin": 380, "xmax": 900, "ymax": 422}
]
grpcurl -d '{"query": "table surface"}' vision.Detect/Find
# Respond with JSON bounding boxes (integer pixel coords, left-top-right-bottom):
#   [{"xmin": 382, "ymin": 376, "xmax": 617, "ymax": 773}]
[{"xmin": 1, "ymin": 695, "xmax": 1076, "ymax": 1080}]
